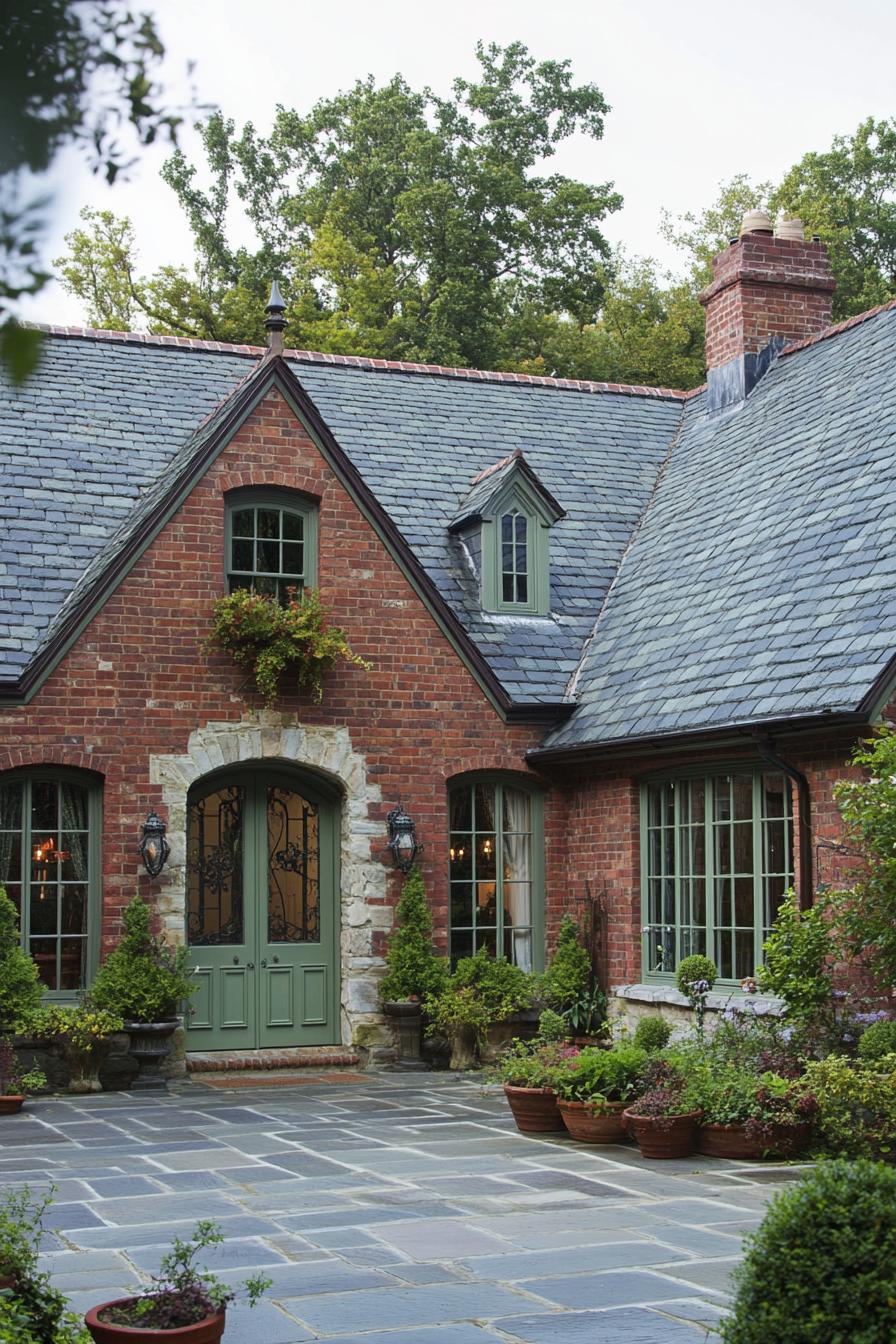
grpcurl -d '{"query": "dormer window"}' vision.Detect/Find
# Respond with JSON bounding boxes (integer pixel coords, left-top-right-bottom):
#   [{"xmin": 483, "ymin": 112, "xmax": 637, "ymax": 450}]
[
  {"xmin": 225, "ymin": 490, "xmax": 318, "ymax": 603},
  {"xmin": 449, "ymin": 449, "xmax": 565, "ymax": 617}
]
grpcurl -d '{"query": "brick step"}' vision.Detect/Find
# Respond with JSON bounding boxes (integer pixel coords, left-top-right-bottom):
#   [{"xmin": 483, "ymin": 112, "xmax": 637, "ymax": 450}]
[{"xmin": 186, "ymin": 1047, "xmax": 360, "ymax": 1073}]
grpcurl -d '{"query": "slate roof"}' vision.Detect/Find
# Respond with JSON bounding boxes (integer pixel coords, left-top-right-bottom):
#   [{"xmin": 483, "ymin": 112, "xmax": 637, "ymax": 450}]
[
  {"xmin": 3, "ymin": 306, "xmax": 896, "ymax": 747},
  {"xmin": 448, "ymin": 450, "xmax": 565, "ymax": 531},
  {"xmin": 543, "ymin": 302, "xmax": 896, "ymax": 749}
]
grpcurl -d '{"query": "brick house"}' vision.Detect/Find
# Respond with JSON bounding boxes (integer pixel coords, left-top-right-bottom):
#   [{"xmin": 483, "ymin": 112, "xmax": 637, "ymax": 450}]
[{"xmin": 1, "ymin": 212, "xmax": 893, "ymax": 1061}]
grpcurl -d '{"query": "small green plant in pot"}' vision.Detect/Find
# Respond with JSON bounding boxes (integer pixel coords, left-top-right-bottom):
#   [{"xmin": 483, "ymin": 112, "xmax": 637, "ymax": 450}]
[
  {"xmin": 623, "ymin": 1053, "xmax": 702, "ymax": 1158},
  {"xmin": 496, "ymin": 1037, "xmax": 580, "ymax": 1133},
  {"xmin": 692, "ymin": 1062, "xmax": 817, "ymax": 1159},
  {"xmin": 425, "ymin": 947, "xmax": 533, "ymax": 1071},
  {"xmin": 89, "ymin": 897, "xmax": 194, "ymax": 1091},
  {"xmin": 379, "ymin": 867, "xmax": 447, "ymax": 1067},
  {"xmin": 721, "ymin": 1159, "xmax": 896, "ymax": 1344},
  {"xmin": 0, "ymin": 1040, "xmax": 46, "ymax": 1114},
  {"xmin": 85, "ymin": 1219, "xmax": 270, "ymax": 1343},
  {"xmin": 551, "ymin": 1043, "xmax": 646, "ymax": 1143},
  {"xmin": 37, "ymin": 1004, "xmax": 123, "ymax": 1094}
]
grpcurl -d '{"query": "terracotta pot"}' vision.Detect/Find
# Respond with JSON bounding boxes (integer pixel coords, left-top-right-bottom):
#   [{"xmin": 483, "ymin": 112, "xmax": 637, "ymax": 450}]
[
  {"xmin": 558, "ymin": 1099, "xmax": 628, "ymax": 1144},
  {"xmin": 0, "ymin": 1095, "xmax": 25, "ymax": 1115},
  {"xmin": 623, "ymin": 1108, "xmax": 701, "ymax": 1159},
  {"xmin": 85, "ymin": 1300, "xmax": 225, "ymax": 1343},
  {"xmin": 503, "ymin": 1083, "xmax": 565, "ymax": 1132},
  {"xmin": 698, "ymin": 1120, "xmax": 813, "ymax": 1160}
]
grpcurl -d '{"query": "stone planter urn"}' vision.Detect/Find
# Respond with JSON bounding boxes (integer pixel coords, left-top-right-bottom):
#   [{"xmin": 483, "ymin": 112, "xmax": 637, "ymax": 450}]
[
  {"xmin": 67, "ymin": 1041, "xmax": 114, "ymax": 1095},
  {"xmin": 124, "ymin": 1020, "xmax": 180, "ymax": 1091},
  {"xmin": 383, "ymin": 1000, "xmax": 424, "ymax": 1068},
  {"xmin": 448, "ymin": 1026, "xmax": 478, "ymax": 1071}
]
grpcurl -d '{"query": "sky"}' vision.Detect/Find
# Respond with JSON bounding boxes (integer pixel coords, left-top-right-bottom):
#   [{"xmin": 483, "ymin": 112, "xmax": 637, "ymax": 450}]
[{"xmin": 18, "ymin": 0, "xmax": 896, "ymax": 328}]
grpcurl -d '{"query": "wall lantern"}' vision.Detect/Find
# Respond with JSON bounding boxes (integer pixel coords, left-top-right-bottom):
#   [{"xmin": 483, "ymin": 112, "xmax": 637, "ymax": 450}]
[
  {"xmin": 386, "ymin": 803, "xmax": 420, "ymax": 873},
  {"xmin": 139, "ymin": 811, "xmax": 170, "ymax": 878}
]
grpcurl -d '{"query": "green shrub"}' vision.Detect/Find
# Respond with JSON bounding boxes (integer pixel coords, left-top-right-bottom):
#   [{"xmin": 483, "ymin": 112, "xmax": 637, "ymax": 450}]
[
  {"xmin": 804, "ymin": 1052, "xmax": 896, "ymax": 1157},
  {"xmin": 721, "ymin": 1159, "xmax": 896, "ymax": 1344},
  {"xmin": 857, "ymin": 1016, "xmax": 896, "ymax": 1062},
  {"xmin": 0, "ymin": 888, "xmax": 42, "ymax": 1035},
  {"xmin": 425, "ymin": 947, "xmax": 533, "ymax": 1046},
  {"xmin": 0, "ymin": 1186, "xmax": 90, "ymax": 1342},
  {"xmin": 541, "ymin": 915, "xmax": 591, "ymax": 1012},
  {"xmin": 90, "ymin": 896, "xmax": 194, "ymax": 1023},
  {"xmin": 536, "ymin": 1008, "xmax": 569, "ymax": 1042},
  {"xmin": 379, "ymin": 868, "xmax": 447, "ymax": 1004},
  {"xmin": 755, "ymin": 889, "xmax": 833, "ymax": 1017},
  {"xmin": 550, "ymin": 1044, "xmax": 646, "ymax": 1105},
  {"xmin": 632, "ymin": 1016, "xmax": 672, "ymax": 1053},
  {"xmin": 690, "ymin": 1062, "xmax": 817, "ymax": 1144},
  {"xmin": 496, "ymin": 1038, "xmax": 579, "ymax": 1088},
  {"xmin": 675, "ymin": 954, "xmax": 717, "ymax": 997}
]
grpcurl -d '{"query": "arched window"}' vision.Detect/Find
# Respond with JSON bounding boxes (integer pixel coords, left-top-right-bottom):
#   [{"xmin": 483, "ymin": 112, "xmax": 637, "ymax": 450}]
[
  {"xmin": 0, "ymin": 769, "xmax": 101, "ymax": 996},
  {"xmin": 448, "ymin": 776, "xmax": 545, "ymax": 972},
  {"xmin": 225, "ymin": 490, "xmax": 318, "ymax": 603}
]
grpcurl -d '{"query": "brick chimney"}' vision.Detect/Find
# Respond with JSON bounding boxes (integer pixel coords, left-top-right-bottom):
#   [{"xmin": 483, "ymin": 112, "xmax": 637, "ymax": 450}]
[{"xmin": 699, "ymin": 211, "xmax": 835, "ymax": 411}]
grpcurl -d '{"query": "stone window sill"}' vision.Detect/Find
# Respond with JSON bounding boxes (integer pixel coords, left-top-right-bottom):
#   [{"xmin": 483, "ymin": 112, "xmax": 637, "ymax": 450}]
[{"xmin": 613, "ymin": 983, "xmax": 785, "ymax": 1017}]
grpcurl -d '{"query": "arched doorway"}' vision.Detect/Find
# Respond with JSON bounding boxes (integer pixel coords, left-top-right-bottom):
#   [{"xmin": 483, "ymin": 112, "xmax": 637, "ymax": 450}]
[{"xmin": 185, "ymin": 767, "xmax": 340, "ymax": 1049}]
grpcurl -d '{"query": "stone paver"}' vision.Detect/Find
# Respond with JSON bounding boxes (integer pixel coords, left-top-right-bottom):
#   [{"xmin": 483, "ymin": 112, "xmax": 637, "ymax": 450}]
[{"xmin": 0, "ymin": 1073, "xmax": 805, "ymax": 1341}]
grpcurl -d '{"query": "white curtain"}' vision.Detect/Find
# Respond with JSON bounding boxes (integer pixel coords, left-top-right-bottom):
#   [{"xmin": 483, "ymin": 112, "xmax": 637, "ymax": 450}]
[{"xmin": 503, "ymin": 788, "xmax": 532, "ymax": 972}]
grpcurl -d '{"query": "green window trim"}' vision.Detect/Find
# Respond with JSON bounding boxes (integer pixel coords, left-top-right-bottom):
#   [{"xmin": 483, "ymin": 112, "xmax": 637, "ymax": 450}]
[
  {"xmin": 480, "ymin": 481, "xmax": 552, "ymax": 615},
  {"xmin": 640, "ymin": 767, "xmax": 794, "ymax": 988},
  {"xmin": 0, "ymin": 767, "xmax": 102, "ymax": 1000},
  {"xmin": 448, "ymin": 775, "xmax": 545, "ymax": 972},
  {"xmin": 225, "ymin": 488, "xmax": 318, "ymax": 602}
]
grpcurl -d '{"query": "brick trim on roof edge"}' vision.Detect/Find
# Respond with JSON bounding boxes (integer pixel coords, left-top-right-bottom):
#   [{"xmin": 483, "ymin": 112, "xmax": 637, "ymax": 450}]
[{"xmin": 25, "ymin": 322, "xmax": 690, "ymax": 400}]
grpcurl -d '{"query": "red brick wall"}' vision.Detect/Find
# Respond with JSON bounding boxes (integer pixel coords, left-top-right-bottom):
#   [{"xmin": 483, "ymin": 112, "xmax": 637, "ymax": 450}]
[
  {"xmin": 700, "ymin": 234, "xmax": 835, "ymax": 369},
  {"xmin": 0, "ymin": 388, "xmax": 544, "ymax": 954}
]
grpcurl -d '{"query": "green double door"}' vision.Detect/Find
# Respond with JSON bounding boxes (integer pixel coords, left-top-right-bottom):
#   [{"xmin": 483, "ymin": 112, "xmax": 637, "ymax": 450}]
[{"xmin": 185, "ymin": 770, "xmax": 339, "ymax": 1050}]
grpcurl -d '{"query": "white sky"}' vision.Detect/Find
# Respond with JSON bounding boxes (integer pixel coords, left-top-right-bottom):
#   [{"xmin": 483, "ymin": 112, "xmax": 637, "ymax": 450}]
[{"xmin": 18, "ymin": 0, "xmax": 896, "ymax": 328}]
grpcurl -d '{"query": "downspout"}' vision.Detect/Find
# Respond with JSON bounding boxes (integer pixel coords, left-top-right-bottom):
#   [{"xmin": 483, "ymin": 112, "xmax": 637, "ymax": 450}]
[{"xmin": 752, "ymin": 732, "xmax": 813, "ymax": 909}]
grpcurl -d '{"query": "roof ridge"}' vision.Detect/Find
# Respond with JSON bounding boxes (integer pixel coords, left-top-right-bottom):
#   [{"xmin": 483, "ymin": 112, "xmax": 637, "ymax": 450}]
[
  {"xmin": 780, "ymin": 296, "xmax": 896, "ymax": 359},
  {"xmin": 24, "ymin": 322, "xmax": 691, "ymax": 401}
]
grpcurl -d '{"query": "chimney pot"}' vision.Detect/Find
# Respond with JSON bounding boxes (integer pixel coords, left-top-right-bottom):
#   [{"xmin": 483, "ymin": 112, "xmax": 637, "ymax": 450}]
[
  {"xmin": 739, "ymin": 208, "xmax": 774, "ymax": 237},
  {"xmin": 775, "ymin": 215, "xmax": 805, "ymax": 242}
]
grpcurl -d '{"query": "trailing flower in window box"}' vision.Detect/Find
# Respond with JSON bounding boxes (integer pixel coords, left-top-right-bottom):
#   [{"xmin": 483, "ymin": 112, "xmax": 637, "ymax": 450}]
[{"xmin": 206, "ymin": 586, "xmax": 371, "ymax": 703}]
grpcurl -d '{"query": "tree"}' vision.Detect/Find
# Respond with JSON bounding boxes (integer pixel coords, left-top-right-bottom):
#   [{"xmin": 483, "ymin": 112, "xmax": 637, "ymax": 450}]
[
  {"xmin": 1, "ymin": 0, "xmax": 187, "ymax": 380},
  {"xmin": 659, "ymin": 173, "xmax": 771, "ymax": 288},
  {"xmin": 58, "ymin": 41, "xmax": 622, "ymax": 367},
  {"xmin": 771, "ymin": 117, "xmax": 896, "ymax": 318}
]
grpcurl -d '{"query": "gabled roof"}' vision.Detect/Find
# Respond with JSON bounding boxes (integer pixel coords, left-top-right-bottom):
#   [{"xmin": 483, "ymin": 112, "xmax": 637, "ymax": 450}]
[
  {"xmin": 448, "ymin": 449, "xmax": 566, "ymax": 532},
  {"xmin": 539, "ymin": 302, "xmax": 896, "ymax": 753}
]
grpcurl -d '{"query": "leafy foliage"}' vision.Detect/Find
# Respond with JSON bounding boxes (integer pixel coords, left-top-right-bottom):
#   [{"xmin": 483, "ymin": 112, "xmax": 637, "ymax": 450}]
[
  {"xmin": 857, "ymin": 1016, "xmax": 896, "ymax": 1062},
  {"xmin": 0, "ymin": 1040, "xmax": 45, "ymax": 1096},
  {"xmin": 541, "ymin": 914, "xmax": 591, "ymax": 1011},
  {"xmin": 0, "ymin": 1185, "xmax": 89, "ymax": 1342},
  {"xmin": 549, "ymin": 1044, "xmax": 646, "ymax": 1106},
  {"xmin": 89, "ymin": 895, "xmax": 194, "ymax": 1023},
  {"xmin": 804, "ymin": 1053, "xmax": 896, "ymax": 1158},
  {"xmin": 0, "ymin": 887, "xmax": 43, "ymax": 1035},
  {"xmin": 688, "ymin": 1060, "xmax": 817, "ymax": 1143},
  {"xmin": 36, "ymin": 1003, "xmax": 122, "ymax": 1050},
  {"xmin": 721, "ymin": 1159, "xmax": 896, "ymax": 1344},
  {"xmin": 379, "ymin": 867, "xmax": 447, "ymax": 1004},
  {"xmin": 632, "ymin": 1015, "xmax": 672, "ymax": 1053},
  {"xmin": 2, "ymin": 0, "xmax": 188, "ymax": 381},
  {"xmin": 206, "ymin": 587, "xmax": 370, "ymax": 703},
  {"xmin": 425, "ymin": 946, "xmax": 533, "ymax": 1045},
  {"xmin": 831, "ymin": 727, "xmax": 896, "ymax": 989},
  {"xmin": 99, "ymin": 1220, "xmax": 269, "ymax": 1328},
  {"xmin": 496, "ymin": 1037, "xmax": 579, "ymax": 1089},
  {"xmin": 535, "ymin": 1008, "xmax": 569, "ymax": 1042},
  {"xmin": 755, "ymin": 889, "xmax": 834, "ymax": 1017},
  {"xmin": 675, "ymin": 954, "xmax": 717, "ymax": 997}
]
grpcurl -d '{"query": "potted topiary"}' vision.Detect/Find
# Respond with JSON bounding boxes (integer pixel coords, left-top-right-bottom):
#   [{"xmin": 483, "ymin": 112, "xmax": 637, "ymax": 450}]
[
  {"xmin": 542, "ymin": 913, "xmax": 606, "ymax": 1044},
  {"xmin": 720, "ymin": 1160, "xmax": 896, "ymax": 1344},
  {"xmin": 675, "ymin": 954, "xmax": 717, "ymax": 1040},
  {"xmin": 38, "ymin": 1004, "xmax": 124, "ymax": 1094},
  {"xmin": 0, "ymin": 1186, "xmax": 88, "ymax": 1340},
  {"xmin": 0, "ymin": 887, "xmax": 43, "ymax": 1039},
  {"xmin": 631, "ymin": 1016, "xmax": 673, "ymax": 1053},
  {"xmin": 89, "ymin": 897, "xmax": 195, "ymax": 1090},
  {"xmin": 0, "ymin": 1039, "xmax": 46, "ymax": 1115},
  {"xmin": 425, "ymin": 947, "xmax": 534, "ymax": 1071},
  {"xmin": 378, "ymin": 867, "xmax": 447, "ymax": 1067},
  {"xmin": 551, "ymin": 1044, "xmax": 646, "ymax": 1143},
  {"xmin": 496, "ymin": 1036, "xmax": 580, "ymax": 1132},
  {"xmin": 85, "ymin": 1220, "xmax": 269, "ymax": 1343},
  {"xmin": 623, "ymin": 1055, "xmax": 702, "ymax": 1158}
]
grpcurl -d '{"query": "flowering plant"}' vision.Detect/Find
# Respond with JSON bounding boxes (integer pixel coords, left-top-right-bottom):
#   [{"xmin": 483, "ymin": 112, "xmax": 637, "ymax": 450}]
[
  {"xmin": 37, "ymin": 1004, "xmax": 123, "ymax": 1050},
  {"xmin": 625, "ymin": 1055, "xmax": 701, "ymax": 1126},
  {"xmin": 496, "ymin": 1038, "xmax": 579, "ymax": 1089},
  {"xmin": 549, "ymin": 1043, "xmax": 646, "ymax": 1107},
  {"xmin": 97, "ymin": 1220, "xmax": 269, "ymax": 1329},
  {"xmin": 0, "ymin": 1039, "xmax": 45, "ymax": 1096},
  {"xmin": 691, "ymin": 1060, "xmax": 817, "ymax": 1145}
]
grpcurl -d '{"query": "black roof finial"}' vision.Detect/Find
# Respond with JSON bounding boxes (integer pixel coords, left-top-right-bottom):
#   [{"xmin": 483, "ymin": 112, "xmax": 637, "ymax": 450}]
[{"xmin": 264, "ymin": 279, "xmax": 287, "ymax": 354}]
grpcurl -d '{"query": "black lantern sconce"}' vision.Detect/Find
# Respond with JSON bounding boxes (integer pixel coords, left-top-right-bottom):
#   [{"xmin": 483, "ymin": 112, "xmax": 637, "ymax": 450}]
[
  {"xmin": 386, "ymin": 803, "xmax": 421, "ymax": 873},
  {"xmin": 139, "ymin": 811, "xmax": 170, "ymax": 878}
]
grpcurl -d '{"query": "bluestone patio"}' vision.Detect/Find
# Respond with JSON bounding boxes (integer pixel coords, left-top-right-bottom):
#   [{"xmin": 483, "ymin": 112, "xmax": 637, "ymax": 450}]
[{"xmin": 0, "ymin": 1074, "xmax": 802, "ymax": 1342}]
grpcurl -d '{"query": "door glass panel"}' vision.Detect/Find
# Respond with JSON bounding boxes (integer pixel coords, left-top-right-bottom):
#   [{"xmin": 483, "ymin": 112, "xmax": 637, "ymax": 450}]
[
  {"xmin": 187, "ymin": 786, "xmax": 245, "ymax": 945},
  {"xmin": 267, "ymin": 786, "xmax": 320, "ymax": 944}
]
